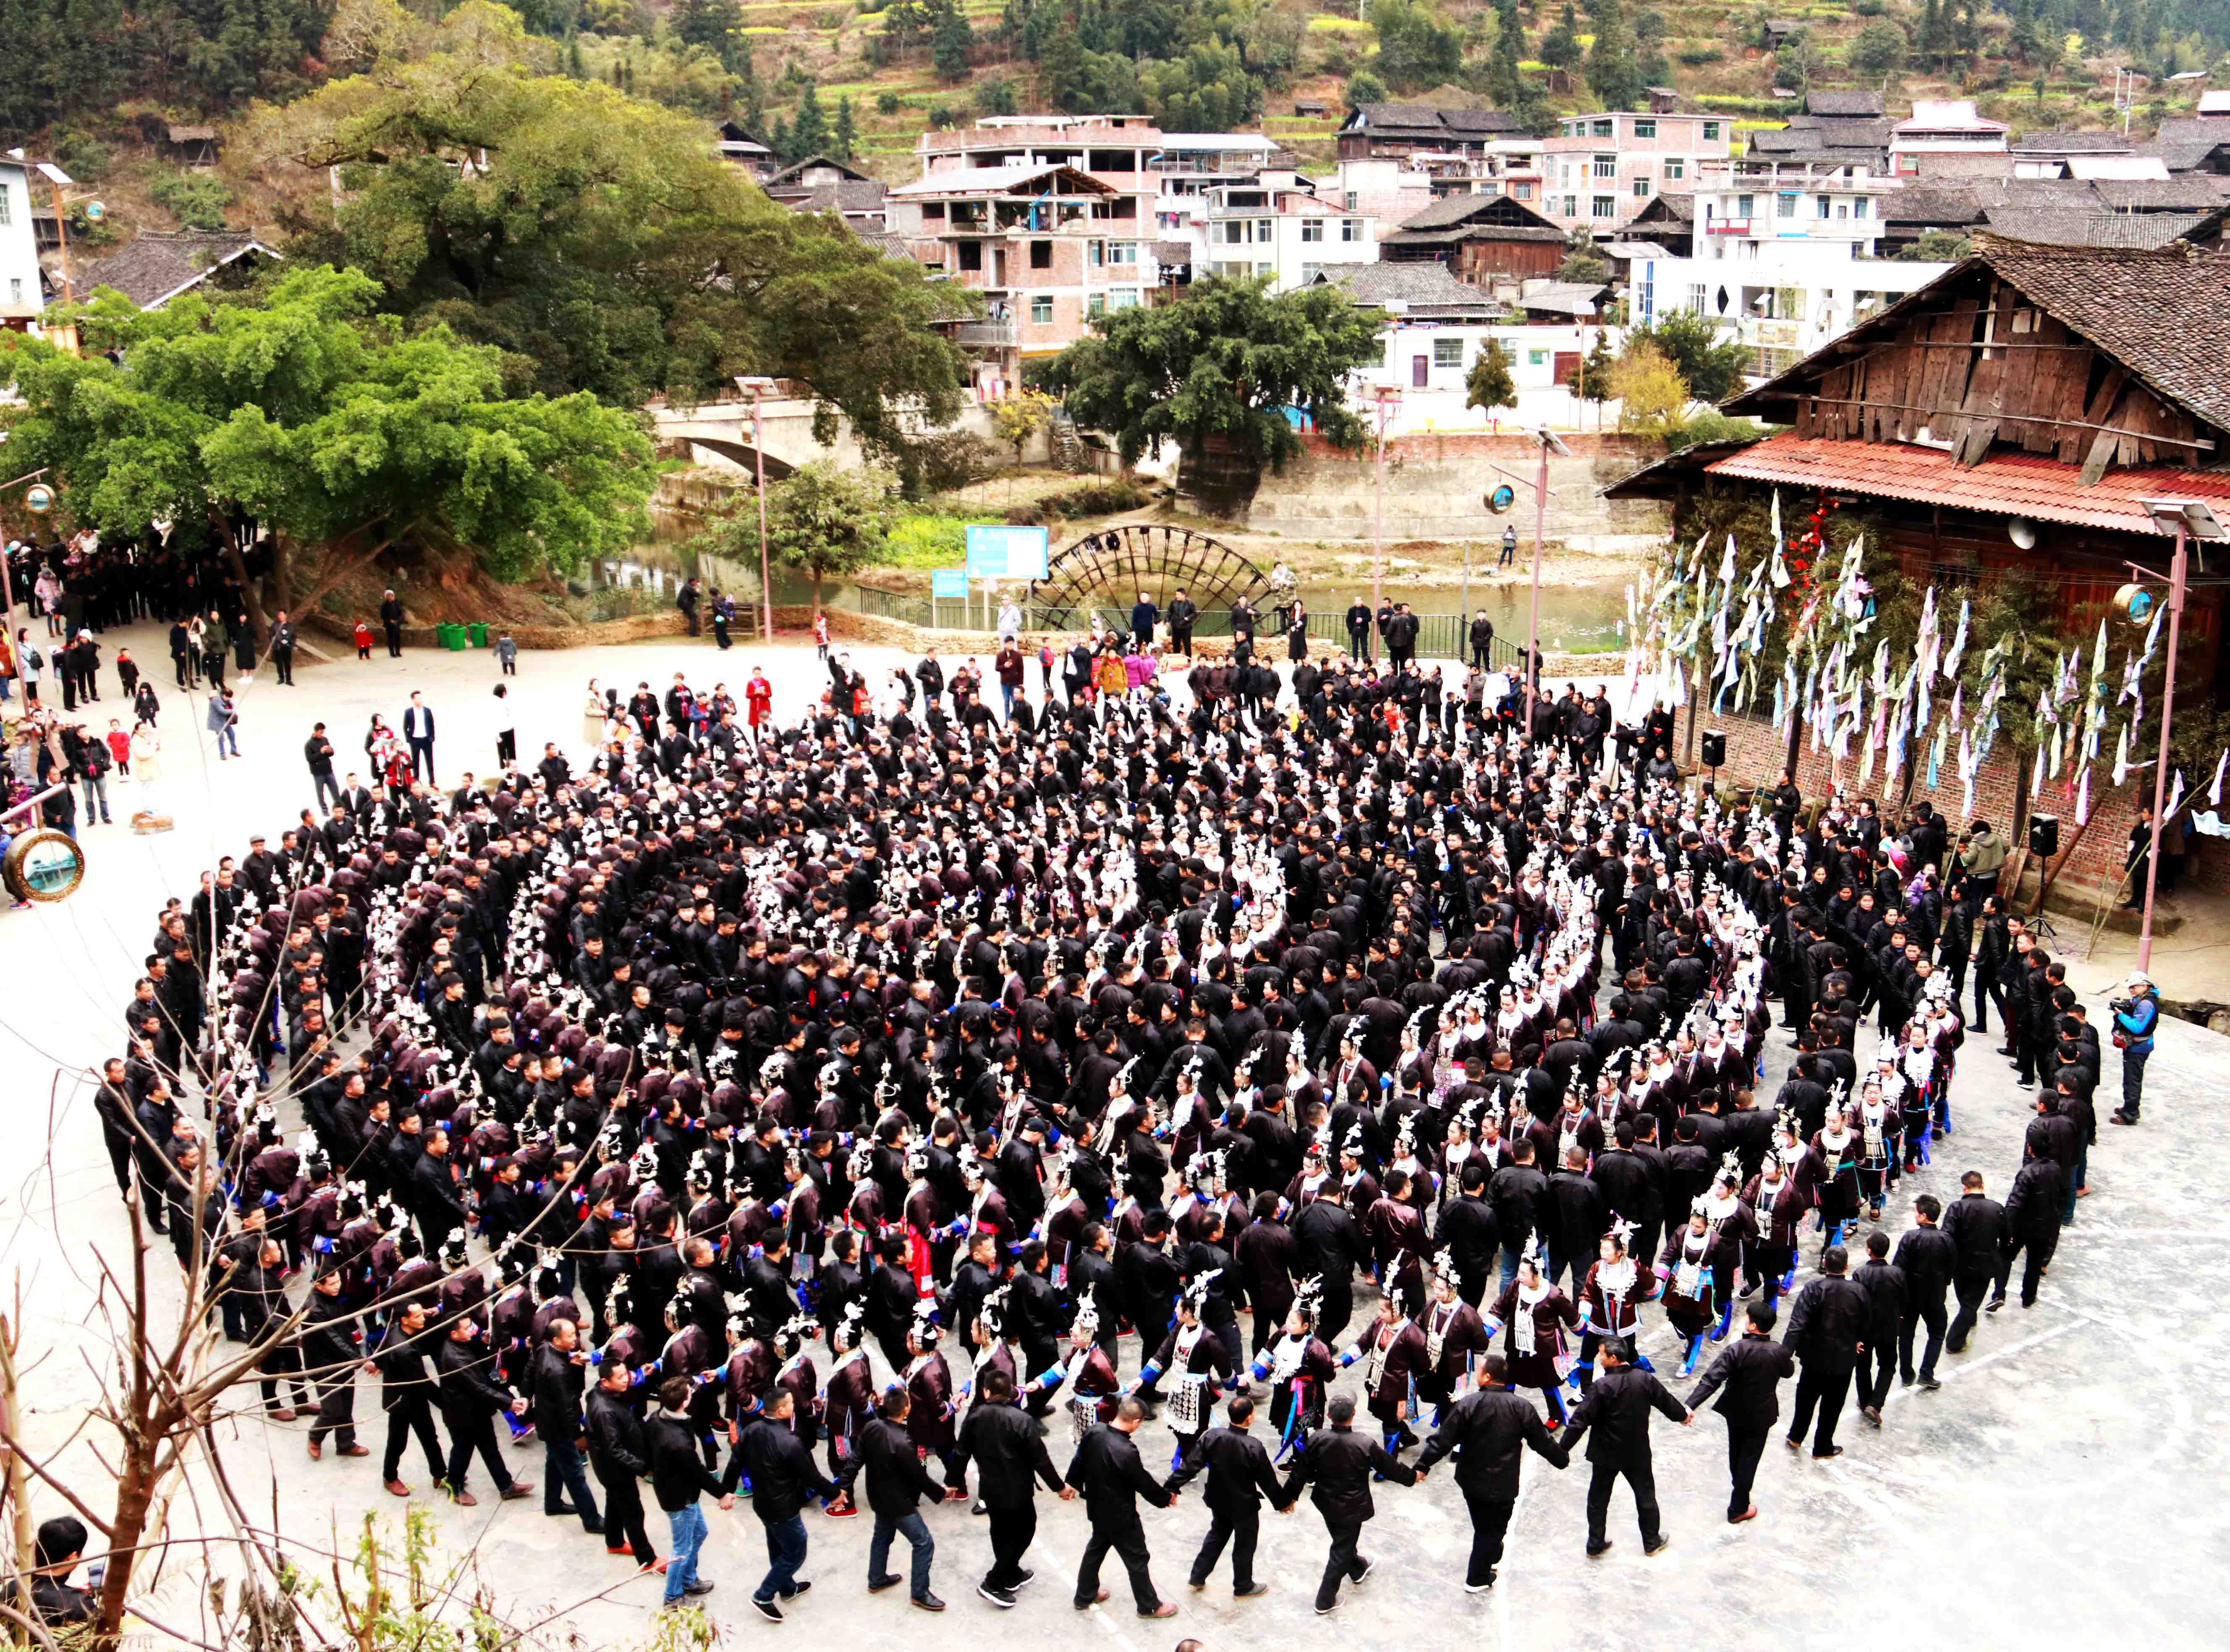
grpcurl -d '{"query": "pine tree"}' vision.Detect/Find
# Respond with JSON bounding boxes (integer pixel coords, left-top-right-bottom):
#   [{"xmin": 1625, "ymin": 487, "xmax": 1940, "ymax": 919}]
[
  {"xmin": 1542, "ymin": 1, "xmax": 1582, "ymax": 68},
  {"xmin": 565, "ymin": 30, "xmax": 585, "ymax": 78},
  {"xmin": 1584, "ymin": 0, "xmax": 1645, "ymax": 110},
  {"xmin": 792, "ymin": 82, "xmax": 828, "ymax": 159},
  {"xmin": 833, "ymin": 94, "xmax": 857, "ymax": 159},
  {"xmin": 1044, "ymin": 17, "xmax": 1087, "ymax": 110},
  {"xmin": 932, "ymin": 0, "xmax": 974, "ymax": 81}
]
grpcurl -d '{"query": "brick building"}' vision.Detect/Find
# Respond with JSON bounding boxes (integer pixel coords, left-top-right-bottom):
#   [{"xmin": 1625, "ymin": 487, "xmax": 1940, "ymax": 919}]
[{"xmin": 1606, "ymin": 235, "xmax": 2230, "ymax": 894}]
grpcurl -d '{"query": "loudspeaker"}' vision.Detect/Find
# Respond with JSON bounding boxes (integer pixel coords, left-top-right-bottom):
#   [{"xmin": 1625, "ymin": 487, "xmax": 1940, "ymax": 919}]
[
  {"xmin": 1700, "ymin": 730, "xmax": 1727, "ymax": 767},
  {"xmin": 2029, "ymin": 814, "xmax": 2060, "ymax": 857}
]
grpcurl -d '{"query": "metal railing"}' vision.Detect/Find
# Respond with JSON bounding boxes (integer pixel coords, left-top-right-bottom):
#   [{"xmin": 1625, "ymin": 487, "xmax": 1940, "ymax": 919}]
[{"xmin": 854, "ymin": 586, "xmax": 1610, "ymax": 664}]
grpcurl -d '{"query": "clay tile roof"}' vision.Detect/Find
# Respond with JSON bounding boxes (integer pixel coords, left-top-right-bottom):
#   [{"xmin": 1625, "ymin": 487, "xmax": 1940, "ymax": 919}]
[
  {"xmin": 75, "ymin": 230, "xmax": 278, "ymax": 309},
  {"xmin": 2010, "ymin": 128, "xmax": 2131, "ymax": 154},
  {"xmin": 1803, "ymin": 90, "xmax": 1885, "ymax": 118},
  {"xmin": 1704, "ymin": 432, "xmax": 2230, "ymax": 531}
]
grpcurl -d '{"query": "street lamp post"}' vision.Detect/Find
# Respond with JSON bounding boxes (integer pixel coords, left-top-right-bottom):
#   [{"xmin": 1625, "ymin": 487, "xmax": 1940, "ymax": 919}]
[
  {"xmin": 35, "ymin": 163, "xmax": 75, "ymax": 306},
  {"xmin": 1523, "ymin": 426, "xmax": 1571, "ymax": 736},
  {"xmin": 736, "ymin": 376, "xmax": 777, "ymax": 644},
  {"xmin": 1369, "ymin": 385, "xmax": 1400, "ymax": 651}
]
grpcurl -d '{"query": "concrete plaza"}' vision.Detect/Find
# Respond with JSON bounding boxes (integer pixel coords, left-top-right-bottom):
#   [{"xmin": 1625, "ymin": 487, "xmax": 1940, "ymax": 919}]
[{"xmin": 2, "ymin": 616, "xmax": 2225, "ymax": 1650}]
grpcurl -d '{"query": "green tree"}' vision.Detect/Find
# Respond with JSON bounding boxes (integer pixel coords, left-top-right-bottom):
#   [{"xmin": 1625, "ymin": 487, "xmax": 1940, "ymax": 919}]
[
  {"xmin": 789, "ymin": 80, "xmax": 829, "ymax": 159},
  {"xmin": 1609, "ymin": 339, "xmax": 1688, "ymax": 437},
  {"xmin": 1039, "ymin": 277, "xmax": 1387, "ymax": 474},
  {"xmin": 1852, "ymin": 16, "xmax": 1908, "ymax": 74},
  {"xmin": 1487, "ymin": 0, "xmax": 1524, "ymax": 102},
  {"xmin": 1585, "ymin": 0, "xmax": 1646, "ymax": 110},
  {"xmin": 2, "ymin": 265, "xmax": 652, "ymax": 627},
  {"xmin": 1346, "ymin": 68, "xmax": 1388, "ymax": 106},
  {"xmin": 1576, "ymin": 330, "xmax": 1615, "ymax": 412},
  {"xmin": 833, "ymin": 93, "xmax": 858, "ymax": 158},
  {"xmin": 932, "ymin": 0, "xmax": 974, "ymax": 79},
  {"xmin": 1464, "ymin": 337, "xmax": 1518, "ymax": 413},
  {"xmin": 150, "ymin": 171, "xmax": 234, "ymax": 230},
  {"xmin": 1141, "ymin": 39, "xmax": 1263, "ymax": 129},
  {"xmin": 673, "ymin": 0, "xmax": 743, "ymax": 64},
  {"xmin": 257, "ymin": 60, "xmax": 968, "ymax": 454},
  {"xmin": 1368, "ymin": 0, "xmax": 1464, "ymax": 89},
  {"xmin": 1627, "ymin": 309, "xmax": 1751, "ymax": 402},
  {"xmin": 761, "ymin": 459, "xmax": 898, "ymax": 607},
  {"xmin": 1541, "ymin": 1, "xmax": 1582, "ymax": 68},
  {"xmin": 1558, "ymin": 230, "xmax": 1610, "ymax": 284}
]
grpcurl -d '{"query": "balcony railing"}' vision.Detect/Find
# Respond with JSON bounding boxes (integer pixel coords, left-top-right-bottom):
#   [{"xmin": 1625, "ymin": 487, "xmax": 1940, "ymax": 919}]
[{"xmin": 951, "ymin": 322, "xmax": 1019, "ymax": 347}]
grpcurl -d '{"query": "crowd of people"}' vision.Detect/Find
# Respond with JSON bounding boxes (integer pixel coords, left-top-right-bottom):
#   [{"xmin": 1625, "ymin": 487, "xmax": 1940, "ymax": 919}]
[{"xmin": 62, "ymin": 601, "xmax": 2159, "ymax": 1635}]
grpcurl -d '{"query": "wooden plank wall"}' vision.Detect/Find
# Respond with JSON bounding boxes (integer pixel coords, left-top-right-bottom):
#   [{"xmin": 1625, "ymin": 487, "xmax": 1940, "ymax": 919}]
[{"xmin": 1792, "ymin": 272, "xmax": 2200, "ymax": 474}]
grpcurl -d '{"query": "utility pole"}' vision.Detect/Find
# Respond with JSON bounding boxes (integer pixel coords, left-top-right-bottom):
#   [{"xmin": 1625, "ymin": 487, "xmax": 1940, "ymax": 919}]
[
  {"xmin": 737, "ymin": 376, "xmax": 777, "ymax": 643},
  {"xmin": 1370, "ymin": 385, "xmax": 1400, "ymax": 651},
  {"xmin": 2131, "ymin": 499, "xmax": 2212, "ymax": 968}
]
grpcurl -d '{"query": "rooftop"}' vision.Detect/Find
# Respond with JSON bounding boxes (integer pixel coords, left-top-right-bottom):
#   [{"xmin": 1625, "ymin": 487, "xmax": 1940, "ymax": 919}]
[
  {"xmin": 2011, "ymin": 128, "xmax": 2133, "ymax": 154},
  {"xmin": 74, "ymin": 230, "xmax": 279, "ymax": 309},
  {"xmin": 1341, "ymin": 103, "xmax": 1526, "ymax": 140},
  {"xmin": 1803, "ymin": 89, "xmax": 1887, "ymax": 119},
  {"xmin": 1321, "ymin": 262, "xmax": 1504, "ymax": 314},
  {"xmin": 1699, "ymin": 431, "xmax": 2230, "ymax": 532},
  {"xmin": 1896, "ymin": 99, "xmax": 2008, "ymax": 134},
  {"xmin": 892, "ymin": 164, "xmax": 1116, "ymax": 198}
]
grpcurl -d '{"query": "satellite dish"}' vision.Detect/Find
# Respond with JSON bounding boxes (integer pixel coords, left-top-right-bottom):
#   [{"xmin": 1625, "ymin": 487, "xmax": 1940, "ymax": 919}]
[
  {"xmin": 83, "ymin": 200, "xmax": 105, "ymax": 222},
  {"xmin": 1486, "ymin": 484, "xmax": 1516, "ymax": 513},
  {"xmin": 24, "ymin": 484, "xmax": 54, "ymax": 514},
  {"xmin": 2008, "ymin": 516, "xmax": 2038, "ymax": 549}
]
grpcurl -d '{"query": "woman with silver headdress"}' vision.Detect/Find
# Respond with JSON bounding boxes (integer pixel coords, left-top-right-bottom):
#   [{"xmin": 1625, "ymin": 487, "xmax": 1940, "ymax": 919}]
[
  {"xmin": 1131, "ymin": 1274, "xmax": 1236, "ymax": 1470},
  {"xmin": 1414, "ymin": 1249, "xmax": 1490, "ymax": 1425}
]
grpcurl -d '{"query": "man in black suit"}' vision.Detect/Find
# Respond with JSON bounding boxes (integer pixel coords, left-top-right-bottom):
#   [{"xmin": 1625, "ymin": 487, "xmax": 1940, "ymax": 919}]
[
  {"xmin": 1893, "ymin": 1193, "xmax": 1956, "ymax": 1389},
  {"xmin": 1412, "ymin": 1352, "xmax": 1569, "ymax": 1590},
  {"xmin": 1165, "ymin": 1392, "xmax": 1288, "ymax": 1598},
  {"xmin": 1685, "ymin": 1301, "xmax": 1796, "ymax": 1522},
  {"xmin": 1782, "ymin": 1243, "xmax": 1869, "ymax": 1459},
  {"xmin": 947, "ymin": 1367, "xmax": 1073, "ymax": 1608},
  {"xmin": 1561, "ymin": 1336, "xmax": 1690, "ymax": 1556},
  {"xmin": 403, "ymin": 692, "xmax": 437, "ymax": 784},
  {"xmin": 1278, "ymin": 1393, "xmax": 1419, "ymax": 1616},
  {"xmin": 1065, "ymin": 1398, "xmax": 1178, "ymax": 1620},
  {"xmin": 1942, "ymin": 1170, "xmax": 2008, "ymax": 1353},
  {"xmin": 861, "ymin": 1385, "xmax": 947, "ymax": 1611},
  {"xmin": 379, "ymin": 589, "xmax": 404, "ymax": 657}
]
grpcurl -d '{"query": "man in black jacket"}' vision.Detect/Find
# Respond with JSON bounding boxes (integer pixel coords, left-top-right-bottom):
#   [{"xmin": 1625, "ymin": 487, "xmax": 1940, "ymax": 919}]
[
  {"xmin": 861, "ymin": 1386, "xmax": 946, "ymax": 1611},
  {"xmin": 1278, "ymin": 1393, "xmax": 1419, "ymax": 1616},
  {"xmin": 1685, "ymin": 1302, "xmax": 1795, "ymax": 1522},
  {"xmin": 1852, "ymin": 1229, "xmax": 1907, "ymax": 1425},
  {"xmin": 1412, "ymin": 1353, "xmax": 1569, "ymax": 1590},
  {"xmin": 434, "ymin": 1315, "xmax": 531, "ymax": 1506},
  {"xmin": 1893, "ymin": 1193, "xmax": 1956, "ymax": 1389},
  {"xmin": 1782, "ymin": 1244, "xmax": 1868, "ymax": 1459},
  {"xmin": 1943, "ymin": 1171, "xmax": 2008, "ymax": 1352},
  {"xmin": 733, "ymin": 1389, "xmax": 839, "ymax": 1623},
  {"xmin": 531, "ymin": 1318, "xmax": 605, "ymax": 1533},
  {"xmin": 299, "ymin": 1266, "xmax": 368, "ymax": 1462},
  {"xmin": 1291, "ymin": 1187, "xmax": 1368, "ymax": 1347},
  {"xmin": 1165, "ymin": 1392, "xmax": 1288, "ymax": 1597},
  {"xmin": 1429, "ymin": 1162, "xmax": 1499, "ymax": 1307},
  {"xmin": 646, "ymin": 1375, "xmax": 734, "ymax": 1611},
  {"xmin": 379, "ymin": 589, "xmax": 404, "ymax": 657},
  {"xmin": 585, "ymin": 1360, "xmax": 659, "ymax": 1570},
  {"xmin": 2002, "ymin": 1137, "xmax": 2066, "ymax": 1309},
  {"xmin": 1066, "ymin": 1398, "xmax": 1179, "ymax": 1619},
  {"xmin": 373, "ymin": 1302, "xmax": 448, "ymax": 1496},
  {"xmin": 1560, "ymin": 1337, "xmax": 1690, "ymax": 1556},
  {"xmin": 948, "ymin": 1367, "xmax": 1073, "ymax": 1608},
  {"xmin": 1489, "ymin": 1146, "xmax": 1548, "ymax": 1291}
]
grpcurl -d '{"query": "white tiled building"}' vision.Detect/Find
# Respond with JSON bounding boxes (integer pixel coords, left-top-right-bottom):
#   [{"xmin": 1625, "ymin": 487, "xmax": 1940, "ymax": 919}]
[{"xmin": 0, "ymin": 162, "xmax": 46, "ymax": 330}]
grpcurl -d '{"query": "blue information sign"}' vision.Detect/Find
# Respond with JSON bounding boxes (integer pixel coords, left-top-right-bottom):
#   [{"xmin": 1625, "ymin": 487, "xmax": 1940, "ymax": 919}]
[
  {"xmin": 964, "ymin": 524, "xmax": 1050, "ymax": 581},
  {"xmin": 932, "ymin": 568, "xmax": 970, "ymax": 599}
]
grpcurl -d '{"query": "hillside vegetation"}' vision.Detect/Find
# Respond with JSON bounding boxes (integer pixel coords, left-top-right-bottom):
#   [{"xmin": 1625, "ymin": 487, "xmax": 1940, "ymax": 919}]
[{"xmin": 5, "ymin": 0, "xmax": 2229, "ymax": 257}]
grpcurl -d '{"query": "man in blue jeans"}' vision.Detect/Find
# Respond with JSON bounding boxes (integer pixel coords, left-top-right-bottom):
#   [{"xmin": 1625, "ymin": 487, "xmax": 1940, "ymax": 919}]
[
  {"xmin": 731, "ymin": 1387, "xmax": 838, "ymax": 1623},
  {"xmin": 646, "ymin": 1375, "xmax": 732, "ymax": 1611},
  {"xmin": 860, "ymin": 1385, "xmax": 947, "ymax": 1610}
]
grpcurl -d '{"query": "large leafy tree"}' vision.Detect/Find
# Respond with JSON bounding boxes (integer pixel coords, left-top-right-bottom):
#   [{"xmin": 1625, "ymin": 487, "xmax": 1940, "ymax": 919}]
[
  {"xmin": 1368, "ymin": 0, "xmax": 1464, "ymax": 89},
  {"xmin": 692, "ymin": 459, "xmax": 896, "ymax": 609},
  {"xmin": 249, "ymin": 36, "xmax": 968, "ymax": 456},
  {"xmin": 1040, "ymin": 277, "xmax": 1386, "ymax": 473},
  {"xmin": 0, "ymin": 265, "xmax": 653, "ymax": 630},
  {"xmin": 1625, "ymin": 310, "xmax": 1752, "ymax": 404}
]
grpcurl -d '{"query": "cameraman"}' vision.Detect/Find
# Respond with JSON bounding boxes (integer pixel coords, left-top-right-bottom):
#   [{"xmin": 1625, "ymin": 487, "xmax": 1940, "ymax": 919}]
[{"xmin": 2108, "ymin": 970, "xmax": 2160, "ymax": 1127}]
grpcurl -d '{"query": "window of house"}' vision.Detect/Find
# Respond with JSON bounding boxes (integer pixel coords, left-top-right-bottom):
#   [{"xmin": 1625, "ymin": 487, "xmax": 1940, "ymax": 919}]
[
  {"xmin": 958, "ymin": 241, "xmax": 982, "ymax": 271},
  {"xmin": 1089, "ymin": 240, "xmax": 1104, "ymax": 266},
  {"xmin": 1110, "ymin": 289, "xmax": 1140, "ymax": 309},
  {"xmin": 1342, "ymin": 218, "xmax": 1363, "ymax": 241},
  {"xmin": 1592, "ymin": 119, "xmax": 1614, "ymax": 137},
  {"xmin": 1528, "ymin": 349, "xmax": 1547, "ymax": 366},
  {"xmin": 1254, "ymin": 219, "xmax": 1274, "ymax": 243},
  {"xmin": 1255, "ymin": 261, "xmax": 1274, "ymax": 277},
  {"xmin": 1088, "ymin": 293, "xmax": 1106, "ymax": 316},
  {"xmin": 1344, "ymin": 190, "xmax": 1358, "ymax": 211},
  {"xmin": 1633, "ymin": 119, "xmax": 1656, "ymax": 138},
  {"xmin": 1031, "ymin": 239, "xmax": 1052, "ymax": 269},
  {"xmin": 1030, "ymin": 295, "xmax": 1053, "ymax": 324},
  {"xmin": 1633, "ymin": 177, "xmax": 1652, "ymax": 197},
  {"xmin": 1817, "ymin": 195, "xmax": 1832, "ymax": 219},
  {"xmin": 1686, "ymin": 282, "xmax": 1709, "ymax": 314},
  {"xmin": 1301, "ymin": 262, "xmax": 1324, "ymax": 285},
  {"xmin": 1703, "ymin": 121, "xmax": 1720, "ymax": 140},
  {"xmin": 1736, "ymin": 193, "xmax": 1754, "ymax": 218},
  {"xmin": 1663, "ymin": 159, "xmax": 1683, "ymax": 180},
  {"xmin": 1433, "ymin": 337, "xmax": 1464, "ymax": 369},
  {"xmin": 1302, "ymin": 219, "xmax": 1324, "ymax": 242},
  {"xmin": 1852, "ymin": 197, "xmax": 1869, "ymax": 218},
  {"xmin": 1594, "ymin": 153, "xmax": 1617, "ymax": 179},
  {"xmin": 1220, "ymin": 221, "xmax": 1248, "ymax": 245},
  {"xmin": 1107, "ymin": 241, "xmax": 1137, "ymax": 264},
  {"xmin": 1513, "ymin": 182, "xmax": 1534, "ymax": 200},
  {"xmin": 1777, "ymin": 193, "xmax": 1798, "ymax": 218},
  {"xmin": 1591, "ymin": 195, "xmax": 1615, "ymax": 219},
  {"xmin": 922, "ymin": 201, "xmax": 946, "ymax": 220},
  {"xmin": 8, "ymin": 278, "xmax": 19, "ymax": 304}
]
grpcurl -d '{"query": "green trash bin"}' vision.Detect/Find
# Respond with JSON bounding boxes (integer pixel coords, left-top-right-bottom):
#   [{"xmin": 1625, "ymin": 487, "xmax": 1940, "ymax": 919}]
[
  {"xmin": 468, "ymin": 622, "xmax": 489, "ymax": 648},
  {"xmin": 441, "ymin": 622, "xmax": 467, "ymax": 651}
]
